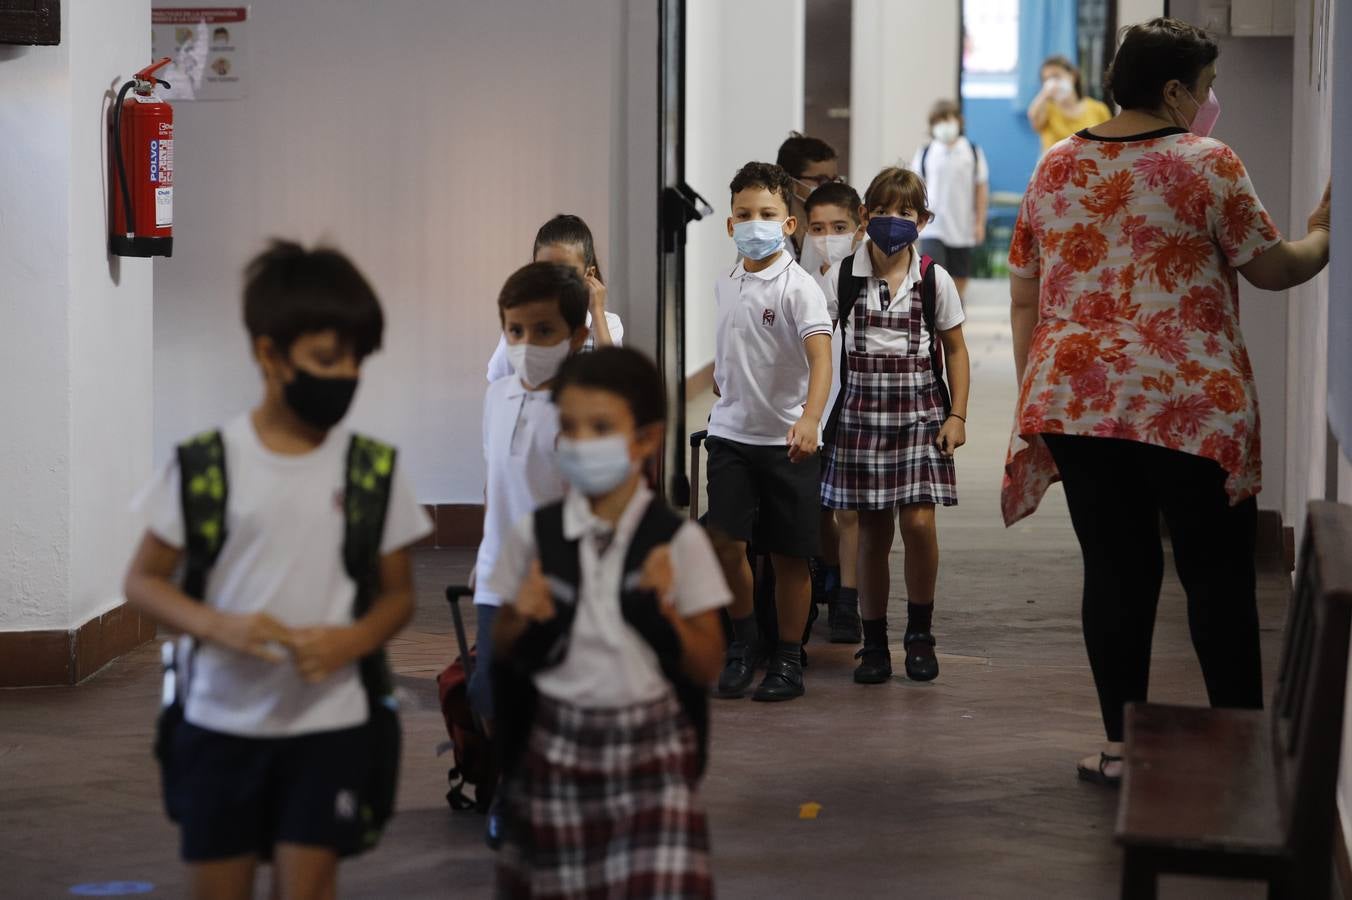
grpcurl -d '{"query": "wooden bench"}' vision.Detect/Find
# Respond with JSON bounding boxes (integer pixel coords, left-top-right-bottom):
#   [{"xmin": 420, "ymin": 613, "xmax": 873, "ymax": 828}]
[{"xmin": 1116, "ymin": 500, "xmax": 1352, "ymax": 899}]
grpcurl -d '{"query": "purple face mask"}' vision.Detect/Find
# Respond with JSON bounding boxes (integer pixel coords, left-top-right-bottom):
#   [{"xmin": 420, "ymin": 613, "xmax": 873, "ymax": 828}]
[{"xmin": 1187, "ymin": 87, "xmax": 1221, "ymax": 137}]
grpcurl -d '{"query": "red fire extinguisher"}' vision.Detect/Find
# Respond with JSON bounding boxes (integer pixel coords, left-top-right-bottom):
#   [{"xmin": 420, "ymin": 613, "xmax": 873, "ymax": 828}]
[{"xmin": 110, "ymin": 58, "xmax": 174, "ymax": 258}]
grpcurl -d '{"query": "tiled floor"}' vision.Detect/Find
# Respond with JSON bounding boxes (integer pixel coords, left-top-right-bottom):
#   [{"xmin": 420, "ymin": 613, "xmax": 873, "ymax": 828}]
[{"xmin": 0, "ymin": 281, "xmax": 1287, "ymax": 897}]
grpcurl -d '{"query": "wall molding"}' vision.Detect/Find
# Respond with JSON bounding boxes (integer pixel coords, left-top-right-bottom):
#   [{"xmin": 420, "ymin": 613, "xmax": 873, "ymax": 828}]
[
  {"xmin": 687, "ymin": 361, "xmax": 715, "ymax": 400},
  {"xmin": 421, "ymin": 504, "xmax": 485, "ymax": 549},
  {"xmin": 0, "ymin": 603, "xmax": 157, "ymax": 688},
  {"xmin": 1336, "ymin": 815, "xmax": 1351, "ymax": 900}
]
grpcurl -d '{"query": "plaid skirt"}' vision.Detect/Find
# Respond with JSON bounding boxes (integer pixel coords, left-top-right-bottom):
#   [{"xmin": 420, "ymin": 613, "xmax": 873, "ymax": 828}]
[
  {"xmin": 496, "ymin": 692, "xmax": 713, "ymax": 899},
  {"xmin": 821, "ymin": 353, "xmax": 958, "ymax": 510}
]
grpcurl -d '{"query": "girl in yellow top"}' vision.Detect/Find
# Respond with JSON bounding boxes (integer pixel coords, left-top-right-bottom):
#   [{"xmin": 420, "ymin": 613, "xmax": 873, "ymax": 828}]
[{"xmin": 1026, "ymin": 55, "xmax": 1112, "ymax": 151}]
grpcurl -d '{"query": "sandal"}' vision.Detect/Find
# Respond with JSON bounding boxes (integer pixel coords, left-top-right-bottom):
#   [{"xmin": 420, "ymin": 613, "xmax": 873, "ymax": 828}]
[{"xmin": 1076, "ymin": 752, "xmax": 1123, "ymax": 787}]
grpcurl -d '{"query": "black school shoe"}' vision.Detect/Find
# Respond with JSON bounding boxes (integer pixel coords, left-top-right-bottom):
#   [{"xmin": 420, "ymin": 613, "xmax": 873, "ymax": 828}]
[
  {"xmin": 903, "ymin": 631, "xmax": 940, "ymax": 682},
  {"xmin": 715, "ymin": 640, "xmax": 764, "ymax": 699},
  {"xmin": 853, "ymin": 644, "xmax": 893, "ymax": 684},
  {"xmin": 829, "ymin": 591, "xmax": 862, "ymax": 644},
  {"xmin": 752, "ymin": 657, "xmax": 805, "ymax": 702}
]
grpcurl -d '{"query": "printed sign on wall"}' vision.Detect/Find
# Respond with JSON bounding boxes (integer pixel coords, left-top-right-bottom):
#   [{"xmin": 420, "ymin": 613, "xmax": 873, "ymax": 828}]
[{"xmin": 151, "ymin": 6, "xmax": 248, "ymax": 101}]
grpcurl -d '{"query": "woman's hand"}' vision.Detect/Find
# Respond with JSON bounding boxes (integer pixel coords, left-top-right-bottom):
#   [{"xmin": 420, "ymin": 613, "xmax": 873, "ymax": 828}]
[{"xmin": 1309, "ymin": 180, "xmax": 1331, "ymax": 233}]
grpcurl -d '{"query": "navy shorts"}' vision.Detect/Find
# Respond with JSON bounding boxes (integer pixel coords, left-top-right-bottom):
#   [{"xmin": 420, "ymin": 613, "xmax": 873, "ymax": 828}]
[
  {"xmin": 170, "ymin": 720, "xmax": 372, "ymax": 862},
  {"xmin": 704, "ymin": 435, "xmax": 821, "ymax": 559},
  {"xmin": 920, "ymin": 239, "xmax": 974, "ymax": 279},
  {"xmin": 468, "ymin": 603, "xmax": 498, "ymax": 719}
]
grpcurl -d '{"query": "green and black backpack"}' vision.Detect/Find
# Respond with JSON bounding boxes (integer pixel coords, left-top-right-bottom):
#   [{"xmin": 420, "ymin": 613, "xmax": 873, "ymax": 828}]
[{"xmin": 155, "ymin": 428, "xmax": 401, "ymax": 855}]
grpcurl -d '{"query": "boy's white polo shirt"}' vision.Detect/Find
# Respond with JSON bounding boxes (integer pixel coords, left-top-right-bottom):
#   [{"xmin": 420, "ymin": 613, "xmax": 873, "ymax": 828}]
[
  {"xmin": 133, "ymin": 414, "xmax": 432, "ymax": 738},
  {"xmin": 708, "ymin": 251, "xmax": 832, "ymax": 446},
  {"xmin": 821, "ymin": 247, "xmax": 965, "ymax": 357},
  {"xmin": 474, "ymin": 372, "xmax": 565, "ymax": 607},
  {"xmin": 909, "ymin": 136, "xmax": 989, "ymax": 247}
]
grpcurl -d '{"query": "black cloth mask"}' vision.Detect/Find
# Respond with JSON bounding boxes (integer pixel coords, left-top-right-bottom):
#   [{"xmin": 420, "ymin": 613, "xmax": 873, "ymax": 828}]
[{"xmin": 284, "ymin": 367, "xmax": 358, "ymax": 430}]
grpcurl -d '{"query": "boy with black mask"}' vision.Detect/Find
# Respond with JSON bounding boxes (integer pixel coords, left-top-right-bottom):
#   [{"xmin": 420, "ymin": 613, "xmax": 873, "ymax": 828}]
[{"xmin": 124, "ymin": 240, "xmax": 432, "ymax": 898}]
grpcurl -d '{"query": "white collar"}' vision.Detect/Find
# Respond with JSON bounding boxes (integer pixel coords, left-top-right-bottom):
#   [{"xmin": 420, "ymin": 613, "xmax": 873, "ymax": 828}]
[
  {"xmin": 852, "ymin": 242, "xmax": 921, "ymax": 286},
  {"xmin": 561, "ymin": 481, "xmax": 655, "ymax": 544},
  {"xmin": 503, "ymin": 372, "xmax": 553, "ymax": 401},
  {"xmin": 732, "ymin": 249, "xmax": 793, "ymax": 281}
]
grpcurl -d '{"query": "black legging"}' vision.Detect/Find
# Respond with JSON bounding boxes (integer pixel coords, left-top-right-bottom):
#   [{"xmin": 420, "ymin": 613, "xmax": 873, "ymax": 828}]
[{"xmin": 1043, "ymin": 433, "xmax": 1263, "ymax": 742}]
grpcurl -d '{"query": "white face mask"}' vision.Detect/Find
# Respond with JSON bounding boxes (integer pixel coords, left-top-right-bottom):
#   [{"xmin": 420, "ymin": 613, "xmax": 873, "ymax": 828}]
[
  {"xmin": 808, "ymin": 233, "xmax": 855, "ymax": 269},
  {"xmin": 1047, "ymin": 76, "xmax": 1074, "ymax": 100},
  {"xmin": 932, "ymin": 119, "xmax": 960, "ymax": 144},
  {"xmin": 556, "ymin": 435, "xmax": 636, "ymax": 496},
  {"xmin": 506, "ymin": 338, "xmax": 571, "ymax": 389}
]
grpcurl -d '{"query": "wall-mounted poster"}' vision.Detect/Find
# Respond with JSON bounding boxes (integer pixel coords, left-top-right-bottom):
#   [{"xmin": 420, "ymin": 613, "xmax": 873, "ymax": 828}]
[{"xmin": 151, "ymin": 6, "xmax": 247, "ymax": 101}]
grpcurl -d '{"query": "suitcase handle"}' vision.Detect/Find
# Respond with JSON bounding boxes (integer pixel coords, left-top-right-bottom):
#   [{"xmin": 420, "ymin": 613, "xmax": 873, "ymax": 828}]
[{"xmin": 445, "ymin": 585, "xmax": 475, "ymax": 680}]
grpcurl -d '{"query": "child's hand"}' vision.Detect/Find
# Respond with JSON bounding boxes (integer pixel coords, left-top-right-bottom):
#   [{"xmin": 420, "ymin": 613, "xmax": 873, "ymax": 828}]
[
  {"xmin": 936, "ymin": 416, "xmax": 967, "ymax": 456},
  {"xmin": 638, "ymin": 545, "xmax": 677, "ymax": 610},
  {"xmin": 514, "ymin": 560, "xmax": 556, "ymax": 622},
  {"xmin": 288, "ymin": 626, "xmax": 365, "ymax": 684},
  {"xmin": 210, "ymin": 611, "xmax": 292, "ymax": 663},
  {"xmin": 585, "ymin": 272, "xmax": 608, "ymax": 313},
  {"xmin": 787, "ymin": 415, "xmax": 820, "ymax": 462}
]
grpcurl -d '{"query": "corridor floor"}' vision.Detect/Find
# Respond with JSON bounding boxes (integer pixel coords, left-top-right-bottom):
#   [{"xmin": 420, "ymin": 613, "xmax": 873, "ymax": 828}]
[{"xmin": 0, "ymin": 280, "xmax": 1289, "ymax": 898}]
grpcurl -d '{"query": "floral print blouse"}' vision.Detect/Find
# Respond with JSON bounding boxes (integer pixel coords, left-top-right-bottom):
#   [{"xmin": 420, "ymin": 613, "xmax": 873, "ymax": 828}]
[{"xmin": 1002, "ymin": 127, "xmax": 1281, "ymax": 526}]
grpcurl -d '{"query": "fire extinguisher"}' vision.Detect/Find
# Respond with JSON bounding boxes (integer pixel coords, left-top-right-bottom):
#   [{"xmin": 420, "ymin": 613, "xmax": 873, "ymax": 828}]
[{"xmin": 110, "ymin": 58, "xmax": 174, "ymax": 258}]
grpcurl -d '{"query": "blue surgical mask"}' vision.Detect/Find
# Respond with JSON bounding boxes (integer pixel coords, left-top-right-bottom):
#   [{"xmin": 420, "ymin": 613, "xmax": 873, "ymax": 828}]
[
  {"xmin": 866, "ymin": 216, "xmax": 919, "ymax": 256},
  {"xmin": 556, "ymin": 435, "xmax": 636, "ymax": 496},
  {"xmin": 732, "ymin": 219, "xmax": 787, "ymax": 260}
]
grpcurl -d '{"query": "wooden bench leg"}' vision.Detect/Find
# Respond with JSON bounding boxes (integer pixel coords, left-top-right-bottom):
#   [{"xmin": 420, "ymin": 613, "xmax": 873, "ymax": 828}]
[{"xmin": 1121, "ymin": 849, "xmax": 1158, "ymax": 900}]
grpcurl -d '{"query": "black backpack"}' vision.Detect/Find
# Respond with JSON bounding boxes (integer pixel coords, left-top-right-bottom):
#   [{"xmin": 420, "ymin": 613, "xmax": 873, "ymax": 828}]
[
  {"xmin": 492, "ymin": 498, "xmax": 711, "ymax": 780},
  {"xmin": 823, "ymin": 253, "xmax": 952, "ymax": 446},
  {"xmin": 156, "ymin": 429, "xmax": 401, "ymax": 855}
]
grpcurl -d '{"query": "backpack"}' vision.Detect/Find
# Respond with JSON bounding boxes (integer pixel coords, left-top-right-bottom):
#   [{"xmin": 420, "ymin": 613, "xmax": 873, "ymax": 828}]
[
  {"xmin": 823, "ymin": 253, "xmax": 952, "ymax": 447},
  {"xmin": 919, "ymin": 137, "xmax": 981, "ymax": 190},
  {"xmin": 493, "ymin": 498, "xmax": 710, "ymax": 780},
  {"xmin": 436, "ymin": 590, "xmax": 497, "ymax": 812},
  {"xmin": 156, "ymin": 429, "xmax": 401, "ymax": 855}
]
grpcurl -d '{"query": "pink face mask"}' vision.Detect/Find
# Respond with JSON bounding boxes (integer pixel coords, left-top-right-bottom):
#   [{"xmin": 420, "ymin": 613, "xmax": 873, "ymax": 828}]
[{"xmin": 1188, "ymin": 87, "xmax": 1221, "ymax": 137}]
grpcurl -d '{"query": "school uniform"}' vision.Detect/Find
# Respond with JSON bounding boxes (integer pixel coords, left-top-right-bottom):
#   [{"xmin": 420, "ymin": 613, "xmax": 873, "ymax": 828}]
[
  {"xmin": 706, "ymin": 251, "xmax": 832, "ymax": 559},
  {"xmin": 471, "ymin": 372, "xmax": 566, "ymax": 716},
  {"xmin": 133, "ymin": 414, "xmax": 431, "ymax": 860},
  {"xmin": 486, "ymin": 311, "xmax": 625, "ymax": 383},
  {"xmin": 487, "ymin": 483, "xmax": 730, "ymax": 899},
  {"xmin": 910, "ymin": 137, "xmax": 989, "ymax": 279},
  {"xmin": 820, "ymin": 247, "xmax": 964, "ymax": 510}
]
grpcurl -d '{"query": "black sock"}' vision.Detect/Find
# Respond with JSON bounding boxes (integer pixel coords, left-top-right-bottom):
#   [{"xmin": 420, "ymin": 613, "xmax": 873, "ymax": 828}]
[
  {"xmin": 823, "ymin": 565, "xmax": 841, "ymax": 594},
  {"xmin": 732, "ymin": 614, "xmax": 759, "ymax": 647},
  {"xmin": 837, "ymin": 587, "xmax": 858, "ymax": 607},
  {"xmin": 862, "ymin": 617, "xmax": 888, "ymax": 647},
  {"xmin": 775, "ymin": 640, "xmax": 802, "ymax": 666},
  {"xmin": 907, "ymin": 602, "xmax": 933, "ymax": 635}
]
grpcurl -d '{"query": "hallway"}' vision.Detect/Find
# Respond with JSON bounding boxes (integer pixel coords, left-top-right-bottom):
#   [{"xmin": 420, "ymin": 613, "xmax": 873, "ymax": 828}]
[{"xmin": 0, "ymin": 281, "xmax": 1289, "ymax": 898}]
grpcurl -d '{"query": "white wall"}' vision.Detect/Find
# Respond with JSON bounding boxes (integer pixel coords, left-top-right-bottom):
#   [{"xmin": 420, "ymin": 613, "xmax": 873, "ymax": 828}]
[
  {"xmin": 683, "ymin": 0, "xmax": 806, "ymax": 376},
  {"xmin": 849, "ymin": 0, "xmax": 959, "ymax": 190},
  {"xmin": 153, "ymin": 0, "xmax": 647, "ymax": 505},
  {"xmin": 1117, "ymin": 0, "xmax": 1165, "ymax": 32},
  {"xmin": 0, "ymin": 0, "xmax": 155, "ymax": 631}
]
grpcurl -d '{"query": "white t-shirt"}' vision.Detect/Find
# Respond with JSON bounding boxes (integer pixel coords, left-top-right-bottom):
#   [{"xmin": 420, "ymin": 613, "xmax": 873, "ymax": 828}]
[
  {"xmin": 821, "ymin": 247, "xmax": 966, "ymax": 357},
  {"xmin": 487, "ymin": 484, "xmax": 730, "ymax": 708},
  {"xmin": 909, "ymin": 137, "xmax": 989, "ymax": 247},
  {"xmin": 474, "ymin": 373, "xmax": 565, "ymax": 607},
  {"xmin": 485, "ymin": 310, "xmax": 625, "ymax": 383},
  {"xmin": 708, "ymin": 252, "xmax": 833, "ymax": 445},
  {"xmin": 133, "ymin": 414, "xmax": 432, "ymax": 738}
]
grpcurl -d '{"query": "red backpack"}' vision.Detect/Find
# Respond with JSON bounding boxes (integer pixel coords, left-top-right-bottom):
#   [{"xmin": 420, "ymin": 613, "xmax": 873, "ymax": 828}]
[{"xmin": 438, "ymin": 587, "xmax": 497, "ymax": 812}]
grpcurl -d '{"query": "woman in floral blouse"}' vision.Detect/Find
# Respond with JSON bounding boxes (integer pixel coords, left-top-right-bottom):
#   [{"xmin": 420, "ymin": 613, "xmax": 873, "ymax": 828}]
[{"xmin": 1004, "ymin": 17, "xmax": 1331, "ymax": 786}]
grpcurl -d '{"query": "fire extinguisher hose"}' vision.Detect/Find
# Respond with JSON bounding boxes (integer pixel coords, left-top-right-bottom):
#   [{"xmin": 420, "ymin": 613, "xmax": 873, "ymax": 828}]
[{"xmin": 112, "ymin": 79, "xmax": 137, "ymax": 240}]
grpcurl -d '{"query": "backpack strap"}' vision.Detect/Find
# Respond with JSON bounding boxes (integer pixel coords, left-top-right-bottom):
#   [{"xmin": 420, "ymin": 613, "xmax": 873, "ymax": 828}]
[
  {"xmin": 825, "ymin": 252, "xmax": 868, "ymax": 448},
  {"xmin": 617, "ymin": 499, "xmax": 711, "ymax": 778},
  {"xmin": 920, "ymin": 144, "xmax": 930, "ymax": 182},
  {"xmin": 969, "ymin": 140, "xmax": 980, "ymax": 186},
  {"xmin": 918, "ymin": 255, "xmax": 953, "ymax": 417},
  {"xmin": 178, "ymin": 430, "xmax": 228, "ymax": 601},
  {"xmin": 344, "ymin": 434, "xmax": 399, "ymax": 699}
]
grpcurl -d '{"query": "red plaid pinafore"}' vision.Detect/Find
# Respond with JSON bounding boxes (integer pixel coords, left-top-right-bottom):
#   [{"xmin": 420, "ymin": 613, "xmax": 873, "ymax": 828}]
[{"xmin": 821, "ymin": 272, "xmax": 957, "ymax": 510}]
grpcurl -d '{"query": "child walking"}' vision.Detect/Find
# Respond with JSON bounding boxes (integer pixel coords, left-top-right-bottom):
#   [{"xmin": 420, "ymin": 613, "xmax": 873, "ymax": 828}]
[
  {"xmin": 820, "ymin": 168, "xmax": 971, "ymax": 684},
  {"xmin": 488, "ymin": 347, "xmax": 729, "ymax": 899},
  {"xmin": 487, "ymin": 214, "xmax": 625, "ymax": 382},
  {"xmin": 805, "ymin": 181, "xmax": 865, "ymax": 644},
  {"xmin": 471, "ymin": 262, "xmax": 592, "ymax": 843},
  {"xmin": 910, "ymin": 99, "xmax": 990, "ymax": 301},
  {"xmin": 708, "ymin": 161, "xmax": 833, "ymax": 702},
  {"xmin": 123, "ymin": 241, "xmax": 432, "ymax": 899}
]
